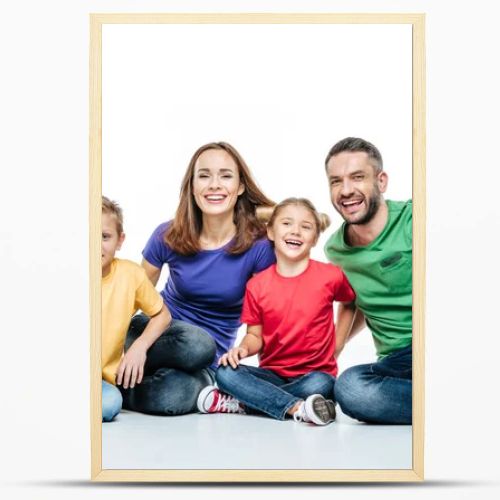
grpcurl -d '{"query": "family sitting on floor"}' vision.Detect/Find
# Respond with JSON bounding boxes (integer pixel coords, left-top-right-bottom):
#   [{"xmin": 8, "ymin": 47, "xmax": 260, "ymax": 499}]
[{"xmin": 101, "ymin": 137, "xmax": 412, "ymax": 426}]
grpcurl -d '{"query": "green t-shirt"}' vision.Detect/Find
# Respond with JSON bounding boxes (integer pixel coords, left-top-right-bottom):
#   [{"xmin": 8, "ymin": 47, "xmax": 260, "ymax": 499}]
[{"xmin": 324, "ymin": 200, "xmax": 412, "ymax": 358}]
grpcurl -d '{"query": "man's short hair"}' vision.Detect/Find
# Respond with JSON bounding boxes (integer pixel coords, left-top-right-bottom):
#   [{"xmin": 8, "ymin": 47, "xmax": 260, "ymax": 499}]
[
  {"xmin": 102, "ymin": 196, "xmax": 124, "ymax": 234},
  {"xmin": 325, "ymin": 137, "xmax": 383, "ymax": 173}
]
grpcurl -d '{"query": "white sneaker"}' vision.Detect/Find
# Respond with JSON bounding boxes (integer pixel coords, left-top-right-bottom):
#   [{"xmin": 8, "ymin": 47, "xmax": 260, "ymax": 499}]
[
  {"xmin": 197, "ymin": 385, "xmax": 245, "ymax": 414},
  {"xmin": 293, "ymin": 394, "xmax": 336, "ymax": 425}
]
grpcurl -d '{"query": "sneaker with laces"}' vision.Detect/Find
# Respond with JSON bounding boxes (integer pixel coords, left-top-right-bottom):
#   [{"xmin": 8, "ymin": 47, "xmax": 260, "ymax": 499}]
[
  {"xmin": 197, "ymin": 385, "xmax": 245, "ymax": 414},
  {"xmin": 293, "ymin": 394, "xmax": 336, "ymax": 425}
]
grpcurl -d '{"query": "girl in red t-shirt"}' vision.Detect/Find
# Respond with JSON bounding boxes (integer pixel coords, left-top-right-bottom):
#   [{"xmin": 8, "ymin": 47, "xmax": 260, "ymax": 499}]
[{"xmin": 196, "ymin": 198, "xmax": 356, "ymax": 425}]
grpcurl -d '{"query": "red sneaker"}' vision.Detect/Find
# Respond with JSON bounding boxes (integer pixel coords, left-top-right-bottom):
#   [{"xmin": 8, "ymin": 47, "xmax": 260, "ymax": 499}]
[{"xmin": 197, "ymin": 385, "xmax": 245, "ymax": 414}]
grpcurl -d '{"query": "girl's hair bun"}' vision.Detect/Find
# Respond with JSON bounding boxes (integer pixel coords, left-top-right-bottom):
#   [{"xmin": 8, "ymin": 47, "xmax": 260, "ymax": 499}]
[
  {"xmin": 255, "ymin": 205, "xmax": 275, "ymax": 223},
  {"xmin": 318, "ymin": 212, "xmax": 331, "ymax": 233},
  {"xmin": 259, "ymin": 198, "xmax": 331, "ymax": 236}
]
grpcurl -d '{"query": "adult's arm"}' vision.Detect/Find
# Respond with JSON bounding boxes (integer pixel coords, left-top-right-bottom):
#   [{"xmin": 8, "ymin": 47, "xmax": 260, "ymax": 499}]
[{"xmin": 141, "ymin": 258, "xmax": 161, "ymax": 286}]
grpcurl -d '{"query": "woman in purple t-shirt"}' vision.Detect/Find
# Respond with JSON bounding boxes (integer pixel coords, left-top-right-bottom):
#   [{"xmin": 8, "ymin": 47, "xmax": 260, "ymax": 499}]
[{"xmin": 119, "ymin": 142, "xmax": 276, "ymax": 416}]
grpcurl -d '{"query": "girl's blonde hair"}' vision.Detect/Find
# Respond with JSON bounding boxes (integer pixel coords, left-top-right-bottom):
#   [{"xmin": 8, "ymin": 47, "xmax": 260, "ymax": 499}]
[{"xmin": 257, "ymin": 197, "xmax": 330, "ymax": 238}]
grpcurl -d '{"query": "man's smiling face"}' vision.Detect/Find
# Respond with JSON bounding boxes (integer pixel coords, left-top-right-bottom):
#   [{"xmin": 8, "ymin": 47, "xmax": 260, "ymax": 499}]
[{"xmin": 326, "ymin": 151, "xmax": 387, "ymax": 225}]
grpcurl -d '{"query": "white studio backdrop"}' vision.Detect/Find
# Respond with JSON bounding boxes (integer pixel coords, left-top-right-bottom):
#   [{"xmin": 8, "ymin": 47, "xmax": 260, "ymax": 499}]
[{"xmin": 102, "ymin": 23, "xmax": 412, "ymax": 369}]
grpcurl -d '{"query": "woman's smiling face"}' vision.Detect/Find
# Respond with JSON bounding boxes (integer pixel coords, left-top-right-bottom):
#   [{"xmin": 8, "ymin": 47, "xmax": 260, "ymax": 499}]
[{"xmin": 192, "ymin": 148, "xmax": 245, "ymax": 217}]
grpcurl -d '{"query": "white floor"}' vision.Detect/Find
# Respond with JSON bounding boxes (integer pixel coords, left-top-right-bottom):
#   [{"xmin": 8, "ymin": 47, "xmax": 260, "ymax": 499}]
[{"xmin": 102, "ymin": 408, "xmax": 412, "ymax": 470}]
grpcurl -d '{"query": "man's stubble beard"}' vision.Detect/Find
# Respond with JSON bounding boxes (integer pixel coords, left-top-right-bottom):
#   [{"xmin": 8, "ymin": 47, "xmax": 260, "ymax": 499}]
[{"xmin": 350, "ymin": 190, "xmax": 381, "ymax": 226}]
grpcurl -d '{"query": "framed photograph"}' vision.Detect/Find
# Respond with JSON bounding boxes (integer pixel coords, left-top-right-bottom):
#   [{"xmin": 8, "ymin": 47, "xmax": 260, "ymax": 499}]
[{"xmin": 90, "ymin": 13, "xmax": 425, "ymax": 482}]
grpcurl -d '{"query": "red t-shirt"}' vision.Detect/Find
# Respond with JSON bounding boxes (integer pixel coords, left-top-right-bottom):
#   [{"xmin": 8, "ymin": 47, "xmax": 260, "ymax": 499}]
[{"xmin": 241, "ymin": 260, "xmax": 355, "ymax": 378}]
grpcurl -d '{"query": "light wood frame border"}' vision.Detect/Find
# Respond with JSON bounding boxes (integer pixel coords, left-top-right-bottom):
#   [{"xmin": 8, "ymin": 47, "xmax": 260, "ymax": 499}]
[{"xmin": 89, "ymin": 12, "xmax": 425, "ymax": 482}]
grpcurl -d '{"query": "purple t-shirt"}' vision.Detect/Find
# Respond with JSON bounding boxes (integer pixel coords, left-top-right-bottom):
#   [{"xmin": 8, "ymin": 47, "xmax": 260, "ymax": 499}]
[{"xmin": 143, "ymin": 221, "xmax": 276, "ymax": 367}]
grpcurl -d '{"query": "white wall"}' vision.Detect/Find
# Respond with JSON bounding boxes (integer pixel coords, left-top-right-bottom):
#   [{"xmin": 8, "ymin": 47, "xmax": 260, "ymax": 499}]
[{"xmin": 1, "ymin": 1, "xmax": 500, "ymax": 499}]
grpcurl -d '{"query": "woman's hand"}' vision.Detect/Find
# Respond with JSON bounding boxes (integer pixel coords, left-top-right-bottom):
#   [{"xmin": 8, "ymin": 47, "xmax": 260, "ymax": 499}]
[
  {"xmin": 219, "ymin": 346, "xmax": 249, "ymax": 369},
  {"xmin": 116, "ymin": 339, "xmax": 148, "ymax": 389}
]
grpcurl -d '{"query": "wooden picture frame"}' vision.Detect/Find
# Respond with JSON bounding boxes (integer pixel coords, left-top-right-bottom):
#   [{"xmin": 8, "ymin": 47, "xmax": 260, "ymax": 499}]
[{"xmin": 90, "ymin": 12, "xmax": 425, "ymax": 482}]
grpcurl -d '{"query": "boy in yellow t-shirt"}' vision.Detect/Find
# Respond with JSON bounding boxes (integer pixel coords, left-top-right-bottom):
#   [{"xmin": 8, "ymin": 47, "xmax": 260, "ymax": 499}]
[{"xmin": 101, "ymin": 196, "xmax": 171, "ymax": 422}]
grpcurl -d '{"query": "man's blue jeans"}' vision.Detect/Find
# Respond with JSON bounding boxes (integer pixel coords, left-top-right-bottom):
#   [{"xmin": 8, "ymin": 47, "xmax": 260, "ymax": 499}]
[
  {"xmin": 216, "ymin": 364, "xmax": 335, "ymax": 420},
  {"xmin": 119, "ymin": 313, "xmax": 216, "ymax": 416},
  {"xmin": 334, "ymin": 345, "xmax": 412, "ymax": 424},
  {"xmin": 102, "ymin": 380, "xmax": 123, "ymax": 422}
]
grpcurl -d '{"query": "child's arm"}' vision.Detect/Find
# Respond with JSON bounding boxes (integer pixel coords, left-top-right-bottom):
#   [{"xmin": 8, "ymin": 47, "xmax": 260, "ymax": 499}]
[
  {"xmin": 334, "ymin": 301, "xmax": 357, "ymax": 358},
  {"xmin": 116, "ymin": 304, "xmax": 171, "ymax": 389},
  {"xmin": 219, "ymin": 325, "xmax": 263, "ymax": 369}
]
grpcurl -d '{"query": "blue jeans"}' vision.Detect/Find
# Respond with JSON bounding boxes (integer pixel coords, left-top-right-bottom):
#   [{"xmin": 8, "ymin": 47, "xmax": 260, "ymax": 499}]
[
  {"xmin": 216, "ymin": 364, "xmax": 336, "ymax": 420},
  {"xmin": 334, "ymin": 345, "xmax": 412, "ymax": 424},
  {"xmin": 102, "ymin": 380, "xmax": 123, "ymax": 422},
  {"xmin": 119, "ymin": 313, "xmax": 216, "ymax": 416}
]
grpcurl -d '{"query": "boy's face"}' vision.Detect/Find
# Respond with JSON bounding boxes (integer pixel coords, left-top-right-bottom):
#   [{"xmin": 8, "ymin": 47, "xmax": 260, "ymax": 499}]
[{"xmin": 102, "ymin": 212, "xmax": 125, "ymax": 277}]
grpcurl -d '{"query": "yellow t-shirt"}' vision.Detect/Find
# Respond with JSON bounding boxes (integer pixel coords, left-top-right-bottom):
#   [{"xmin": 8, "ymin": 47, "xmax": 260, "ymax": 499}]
[{"xmin": 102, "ymin": 258, "xmax": 164, "ymax": 385}]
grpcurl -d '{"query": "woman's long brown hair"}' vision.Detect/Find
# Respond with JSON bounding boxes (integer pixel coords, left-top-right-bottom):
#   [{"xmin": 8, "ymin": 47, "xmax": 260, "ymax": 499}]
[{"xmin": 164, "ymin": 142, "xmax": 274, "ymax": 255}]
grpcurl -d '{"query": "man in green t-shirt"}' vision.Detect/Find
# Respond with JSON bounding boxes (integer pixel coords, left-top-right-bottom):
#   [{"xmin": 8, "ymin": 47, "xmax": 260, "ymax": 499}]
[{"xmin": 324, "ymin": 137, "xmax": 412, "ymax": 424}]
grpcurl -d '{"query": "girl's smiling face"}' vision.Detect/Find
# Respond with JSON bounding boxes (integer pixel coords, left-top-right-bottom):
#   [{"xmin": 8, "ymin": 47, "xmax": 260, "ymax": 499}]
[{"xmin": 267, "ymin": 204, "xmax": 318, "ymax": 263}]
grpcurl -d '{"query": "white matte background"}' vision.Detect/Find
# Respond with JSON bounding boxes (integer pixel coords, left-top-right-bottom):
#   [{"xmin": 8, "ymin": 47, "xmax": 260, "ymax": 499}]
[
  {"xmin": 1, "ymin": 1, "xmax": 499, "ymax": 499},
  {"xmin": 102, "ymin": 22, "xmax": 411, "ymax": 371}
]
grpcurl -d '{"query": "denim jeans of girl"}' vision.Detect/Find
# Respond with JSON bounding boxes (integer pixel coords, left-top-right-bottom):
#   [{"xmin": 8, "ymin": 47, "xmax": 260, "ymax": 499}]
[
  {"xmin": 334, "ymin": 344, "xmax": 412, "ymax": 424},
  {"xmin": 119, "ymin": 313, "xmax": 216, "ymax": 416},
  {"xmin": 216, "ymin": 364, "xmax": 336, "ymax": 420}
]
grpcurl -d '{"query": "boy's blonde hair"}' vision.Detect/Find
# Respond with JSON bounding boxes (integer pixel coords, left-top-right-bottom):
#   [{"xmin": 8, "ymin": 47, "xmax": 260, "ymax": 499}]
[
  {"xmin": 257, "ymin": 197, "xmax": 330, "ymax": 238},
  {"xmin": 102, "ymin": 196, "xmax": 124, "ymax": 234}
]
